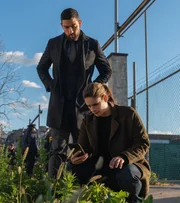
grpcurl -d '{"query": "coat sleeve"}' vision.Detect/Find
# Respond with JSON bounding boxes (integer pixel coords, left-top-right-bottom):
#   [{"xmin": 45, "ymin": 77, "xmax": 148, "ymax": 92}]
[
  {"xmin": 93, "ymin": 40, "xmax": 112, "ymax": 83},
  {"xmin": 77, "ymin": 119, "xmax": 92, "ymax": 154},
  {"xmin": 36, "ymin": 40, "xmax": 53, "ymax": 92},
  {"xmin": 120, "ymin": 107, "xmax": 150, "ymax": 164}
]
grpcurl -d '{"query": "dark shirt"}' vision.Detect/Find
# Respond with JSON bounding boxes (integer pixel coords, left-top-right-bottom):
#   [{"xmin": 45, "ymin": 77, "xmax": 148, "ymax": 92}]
[
  {"xmin": 64, "ymin": 31, "xmax": 82, "ymax": 58},
  {"xmin": 97, "ymin": 115, "xmax": 112, "ymax": 164},
  {"xmin": 62, "ymin": 33, "xmax": 83, "ymax": 102}
]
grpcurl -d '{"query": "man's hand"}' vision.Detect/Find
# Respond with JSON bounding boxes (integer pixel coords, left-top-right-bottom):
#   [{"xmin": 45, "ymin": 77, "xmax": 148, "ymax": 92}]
[
  {"xmin": 109, "ymin": 156, "xmax": 125, "ymax": 169},
  {"xmin": 70, "ymin": 151, "xmax": 89, "ymax": 165}
]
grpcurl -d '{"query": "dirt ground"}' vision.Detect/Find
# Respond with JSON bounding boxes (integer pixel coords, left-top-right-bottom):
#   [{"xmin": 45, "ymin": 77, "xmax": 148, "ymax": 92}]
[{"xmin": 149, "ymin": 184, "xmax": 180, "ymax": 203}]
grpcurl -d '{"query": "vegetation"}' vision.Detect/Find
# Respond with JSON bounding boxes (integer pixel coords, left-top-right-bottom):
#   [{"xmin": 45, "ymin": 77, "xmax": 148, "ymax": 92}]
[
  {"xmin": 150, "ymin": 171, "xmax": 159, "ymax": 185},
  {"xmin": 150, "ymin": 171, "xmax": 169, "ymax": 186},
  {"xmin": 0, "ymin": 139, "xmax": 153, "ymax": 203}
]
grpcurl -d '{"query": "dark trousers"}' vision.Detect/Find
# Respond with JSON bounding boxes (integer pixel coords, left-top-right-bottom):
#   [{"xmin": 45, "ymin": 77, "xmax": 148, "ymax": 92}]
[
  {"xmin": 26, "ymin": 153, "xmax": 36, "ymax": 177},
  {"xmin": 48, "ymin": 104, "xmax": 79, "ymax": 177},
  {"xmin": 70, "ymin": 157, "xmax": 143, "ymax": 203}
]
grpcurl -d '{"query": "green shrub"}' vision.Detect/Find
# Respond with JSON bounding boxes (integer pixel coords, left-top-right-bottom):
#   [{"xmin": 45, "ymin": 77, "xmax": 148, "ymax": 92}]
[
  {"xmin": 150, "ymin": 171, "xmax": 159, "ymax": 185},
  {"xmin": 0, "ymin": 141, "xmax": 153, "ymax": 203}
]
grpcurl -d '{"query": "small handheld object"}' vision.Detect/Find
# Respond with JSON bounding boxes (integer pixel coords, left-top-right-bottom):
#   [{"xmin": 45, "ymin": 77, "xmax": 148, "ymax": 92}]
[{"xmin": 68, "ymin": 143, "xmax": 86, "ymax": 156}]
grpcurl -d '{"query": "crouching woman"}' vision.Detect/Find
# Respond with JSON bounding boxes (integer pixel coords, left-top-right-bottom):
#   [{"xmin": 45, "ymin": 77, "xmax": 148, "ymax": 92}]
[{"xmin": 70, "ymin": 82, "xmax": 151, "ymax": 203}]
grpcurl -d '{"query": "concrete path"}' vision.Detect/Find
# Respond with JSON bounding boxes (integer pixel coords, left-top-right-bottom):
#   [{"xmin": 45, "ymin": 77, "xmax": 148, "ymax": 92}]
[{"xmin": 149, "ymin": 184, "xmax": 180, "ymax": 203}]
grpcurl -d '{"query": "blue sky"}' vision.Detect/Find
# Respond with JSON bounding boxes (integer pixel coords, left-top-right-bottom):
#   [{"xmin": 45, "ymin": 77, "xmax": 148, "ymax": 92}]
[{"xmin": 0, "ymin": 0, "xmax": 179, "ymax": 133}]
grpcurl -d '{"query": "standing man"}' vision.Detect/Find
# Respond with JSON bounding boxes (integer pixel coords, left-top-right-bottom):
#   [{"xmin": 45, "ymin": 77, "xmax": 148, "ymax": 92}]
[{"xmin": 37, "ymin": 8, "xmax": 111, "ymax": 177}]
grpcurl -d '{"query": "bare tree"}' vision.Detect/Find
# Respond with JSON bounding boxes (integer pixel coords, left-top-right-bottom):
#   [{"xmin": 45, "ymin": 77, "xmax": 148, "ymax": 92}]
[{"xmin": 0, "ymin": 41, "xmax": 30, "ymax": 126}]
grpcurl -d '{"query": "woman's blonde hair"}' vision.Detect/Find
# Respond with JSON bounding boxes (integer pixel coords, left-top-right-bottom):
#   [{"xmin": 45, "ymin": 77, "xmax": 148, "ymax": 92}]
[{"xmin": 83, "ymin": 82, "xmax": 116, "ymax": 106}]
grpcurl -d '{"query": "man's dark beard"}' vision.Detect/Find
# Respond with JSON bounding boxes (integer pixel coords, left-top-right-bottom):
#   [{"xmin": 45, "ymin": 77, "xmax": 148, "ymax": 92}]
[{"xmin": 65, "ymin": 32, "xmax": 80, "ymax": 41}]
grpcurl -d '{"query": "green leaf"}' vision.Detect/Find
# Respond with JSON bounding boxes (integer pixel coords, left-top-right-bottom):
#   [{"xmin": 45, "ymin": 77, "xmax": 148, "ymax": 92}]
[{"xmin": 143, "ymin": 195, "xmax": 153, "ymax": 203}]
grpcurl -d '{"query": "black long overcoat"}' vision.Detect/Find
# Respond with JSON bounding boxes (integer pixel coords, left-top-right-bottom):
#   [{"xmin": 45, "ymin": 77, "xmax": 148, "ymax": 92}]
[{"xmin": 37, "ymin": 31, "xmax": 111, "ymax": 129}]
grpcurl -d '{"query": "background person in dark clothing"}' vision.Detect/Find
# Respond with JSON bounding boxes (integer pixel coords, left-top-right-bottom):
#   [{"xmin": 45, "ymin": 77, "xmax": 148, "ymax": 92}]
[
  {"xmin": 37, "ymin": 8, "xmax": 111, "ymax": 177},
  {"xmin": 70, "ymin": 83, "xmax": 151, "ymax": 203},
  {"xmin": 8, "ymin": 143, "xmax": 16, "ymax": 170},
  {"xmin": 22, "ymin": 124, "xmax": 38, "ymax": 177}
]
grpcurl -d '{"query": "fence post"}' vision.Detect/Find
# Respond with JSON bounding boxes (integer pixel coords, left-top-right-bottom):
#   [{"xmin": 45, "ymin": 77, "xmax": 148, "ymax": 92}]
[{"xmin": 133, "ymin": 62, "xmax": 137, "ymax": 109}]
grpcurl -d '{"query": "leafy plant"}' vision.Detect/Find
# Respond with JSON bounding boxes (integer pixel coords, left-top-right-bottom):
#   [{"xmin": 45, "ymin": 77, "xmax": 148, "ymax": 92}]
[
  {"xmin": 150, "ymin": 171, "xmax": 159, "ymax": 185},
  {"xmin": 0, "ymin": 141, "xmax": 154, "ymax": 203},
  {"xmin": 33, "ymin": 138, "xmax": 48, "ymax": 180},
  {"xmin": 79, "ymin": 182, "xmax": 128, "ymax": 203},
  {"xmin": 143, "ymin": 195, "xmax": 153, "ymax": 203},
  {"xmin": 0, "ymin": 145, "xmax": 14, "ymax": 202}
]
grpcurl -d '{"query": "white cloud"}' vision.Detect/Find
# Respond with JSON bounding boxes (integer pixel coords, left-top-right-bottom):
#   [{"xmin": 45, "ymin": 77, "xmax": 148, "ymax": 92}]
[
  {"xmin": 22, "ymin": 80, "xmax": 41, "ymax": 88},
  {"xmin": 0, "ymin": 120, "xmax": 9, "ymax": 128},
  {"xmin": 31, "ymin": 95, "xmax": 49, "ymax": 110},
  {"xmin": 177, "ymin": 129, "xmax": 180, "ymax": 133},
  {"xmin": 12, "ymin": 112, "xmax": 26, "ymax": 117},
  {"xmin": 14, "ymin": 65, "xmax": 22, "ymax": 71},
  {"xmin": 149, "ymin": 130, "xmax": 173, "ymax": 135},
  {"xmin": 42, "ymin": 95, "xmax": 48, "ymax": 103},
  {"xmin": 0, "ymin": 121, "xmax": 11, "ymax": 137},
  {"xmin": 0, "ymin": 51, "xmax": 42, "ymax": 66},
  {"xmin": 8, "ymin": 88, "xmax": 14, "ymax": 92},
  {"xmin": 8, "ymin": 97, "xmax": 29, "ymax": 110},
  {"xmin": 21, "ymin": 97, "xmax": 28, "ymax": 103}
]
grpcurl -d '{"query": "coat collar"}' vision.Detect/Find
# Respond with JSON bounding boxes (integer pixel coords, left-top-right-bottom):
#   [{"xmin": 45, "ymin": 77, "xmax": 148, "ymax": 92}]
[
  {"xmin": 57, "ymin": 31, "xmax": 89, "ymax": 66},
  {"xmin": 57, "ymin": 30, "xmax": 89, "ymax": 51},
  {"xmin": 86, "ymin": 115, "xmax": 98, "ymax": 153},
  {"xmin": 56, "ymin": 34, "xmax": 65, "ymax": 68},
  {"xmin": 86, "ymin": 105, "xmax": 121, "ymax": 144},
  {"xmin": 110, "ymin": 105, "xmax": 120, "ymax": 139},
  {"xmin": 81, "ymin": 31, "xmax": 89, "ymax": 60}
]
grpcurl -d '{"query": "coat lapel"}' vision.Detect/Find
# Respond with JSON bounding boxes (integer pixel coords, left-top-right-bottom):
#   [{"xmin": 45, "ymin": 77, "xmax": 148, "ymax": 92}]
[
  {"xmin": 55, "ymin": 34, "xmax": 64, "ymax": 94},
  {"xmin": 110, "ymin": 118, "xmax": 119, "ymax": 139},
  {"xmin": 82, "ymin": 31, "xmax": 89, "ymax": 68},
  {"xmin": 86, "ymin": 116, "xmax": 98, "ymax": 153},
  {"xmin": 110, "ymin": 106, "xmax": 120, "ymax": 139},
  {"xmin": 57, "ymin": 34, "xmax": 65, "ymax": 68}
]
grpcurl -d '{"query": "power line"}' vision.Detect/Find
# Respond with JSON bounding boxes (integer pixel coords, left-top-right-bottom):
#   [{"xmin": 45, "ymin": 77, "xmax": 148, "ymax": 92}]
[{"xmin": 128, "ymin": 53, "xmax": 180, "ymax": 90}]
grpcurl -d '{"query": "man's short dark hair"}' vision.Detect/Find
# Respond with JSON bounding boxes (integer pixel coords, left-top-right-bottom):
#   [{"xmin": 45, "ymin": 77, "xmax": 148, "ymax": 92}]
[{"xmin": 61, "ymin": 8, "xmax": 79, "ymax": 21}]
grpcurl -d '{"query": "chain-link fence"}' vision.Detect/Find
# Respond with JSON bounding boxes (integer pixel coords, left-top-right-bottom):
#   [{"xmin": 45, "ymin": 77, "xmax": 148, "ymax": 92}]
[{"xmin": 128, "ymin": 63, "xmax": 180, "ymax": 181}]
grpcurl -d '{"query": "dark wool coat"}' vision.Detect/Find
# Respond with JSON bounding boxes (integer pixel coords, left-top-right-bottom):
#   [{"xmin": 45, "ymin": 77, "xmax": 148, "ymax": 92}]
[
  {"xmin": 37, "ymin": 31, "xmax": 111, "ymax": 129},
  {"xmin": 78, "ymin": 105, "xmax": 151, "ymax": 198},
  {"xmin": 22, "ymin": 127, "xmax": 38, "ymax": 156}
]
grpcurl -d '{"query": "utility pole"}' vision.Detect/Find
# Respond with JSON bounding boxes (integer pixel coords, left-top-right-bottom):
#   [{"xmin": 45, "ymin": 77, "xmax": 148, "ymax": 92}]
[
  {"xmin": 144, "ymin": 11, "xmax": 149, "ymax": 134},
  {"xmin": 37, "ymin": 105, "xmax": 41, "ymax": 140},
  {"xmin": 114, "ymin": 0, "xmax": 119, "ymax": 52},
  {"xmin": 144, "ymin": 11, "xmax": 149, "ymax": 162},
  {"xmin": 102, "ymin": 0, "xmax": 155, "ymax": 51},
  {"xmin": 28, "ymin": 106, "xmax": 43, "ymax": 145},
  {"xmin": 133, "ymin": 62, "xmax": 137, "ymax": 109},
  {"xmin": 38, "ymin": 105, "xmax": 41, "ymax": 131}
]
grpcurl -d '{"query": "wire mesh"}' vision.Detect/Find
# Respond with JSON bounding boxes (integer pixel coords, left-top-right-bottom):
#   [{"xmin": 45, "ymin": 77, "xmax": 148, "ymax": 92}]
[{"xmin": 128, "ymin": 64, "xmax": 180, "ymax": 180}]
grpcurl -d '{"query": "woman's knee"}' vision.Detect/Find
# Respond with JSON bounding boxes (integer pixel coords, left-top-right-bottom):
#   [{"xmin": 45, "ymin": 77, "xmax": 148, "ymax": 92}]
[
  {"xmin": 117, "ymin": 164, "xmax": 141, "ymax": 179},
  {"xmin": 115, "ymin": 164, "xmax": 142, "ymax": 191}
]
